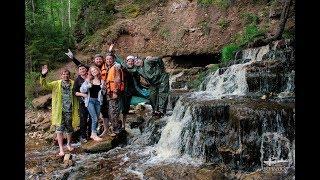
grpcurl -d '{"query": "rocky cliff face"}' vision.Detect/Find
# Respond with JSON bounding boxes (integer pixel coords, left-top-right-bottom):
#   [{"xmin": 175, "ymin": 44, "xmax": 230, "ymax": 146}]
[{"xmin": 76, "ymin": 0, "xmax": 295, "ymax": 60}]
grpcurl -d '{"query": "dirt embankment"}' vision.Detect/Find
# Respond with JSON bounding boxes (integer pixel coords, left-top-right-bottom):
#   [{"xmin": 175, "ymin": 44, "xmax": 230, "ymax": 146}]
[{"xmin": 78, "ymin": 0, "xmax": 295, "ymax": 59}]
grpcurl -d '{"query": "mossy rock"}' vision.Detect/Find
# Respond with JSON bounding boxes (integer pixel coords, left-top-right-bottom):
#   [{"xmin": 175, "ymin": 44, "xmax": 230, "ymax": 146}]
[{"xmin": 81, "ymin": 136, "xmax": 114, "ymax": 153}]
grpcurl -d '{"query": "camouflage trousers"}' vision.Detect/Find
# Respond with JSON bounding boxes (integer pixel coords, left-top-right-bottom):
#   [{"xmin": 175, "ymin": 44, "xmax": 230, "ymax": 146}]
[{"xmin": 108, "ymin": 98, "xmax": 122, "ymax": 133}]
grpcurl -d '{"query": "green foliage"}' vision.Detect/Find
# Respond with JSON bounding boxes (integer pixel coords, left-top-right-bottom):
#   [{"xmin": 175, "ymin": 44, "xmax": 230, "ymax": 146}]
[
  {"xmin": 25, "ymin": 71, "xmax": 42, "ymax": 108},
  {"xmin": 26, "ymin": 22, "xmax": 74, "ymax": 71},
  {"xmin": 25, "ymin": 0, "xmax": 86, "ymax": 107},
  {"xmin": 199, "ymin": 20, "xmax": 211, "ymax": 35},
  {"xmin": 238, "ymin": 24, "xmax": 265, "ymax": 46},
  {"xmin": 197, "ymin": 0, "xmax": 214, "ymax": 6},
  {"xmin": 218, "ymin": 19, "xmax": 230, "ymax": 30},
  {"xmin": 221, "ymin": 21, "xmax": 265, "ymax": 63},
  {"xmin": 159, "ymin": 28, "xmax": 170, "ymax": 40},
  {"xmin": 151, "ymin": 18, "xmax": 161, "ymax": 31},
  {"xmin": 282, "ymin": 28, "xmax": 295, "ymax": 39},
  {"xmin": 198, "ymin": 0, "xmax": 230, "ymax": 9},
  {"xmin": 241, "ymin": 12, "xmax": 260, "ymax": 25},
  {"xmin": 222, "ymin": 44, "xmax": 240, "ymax": 63},
  {"xmin": 74, "ymin": 0, "xmax": 116, "ymax": 43},
  {"xmin": 121, "ymin": 4, "xmax": 140, "ymax": 18}
]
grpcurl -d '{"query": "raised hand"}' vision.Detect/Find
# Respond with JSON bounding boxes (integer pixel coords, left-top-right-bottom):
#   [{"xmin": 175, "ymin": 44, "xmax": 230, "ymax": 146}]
[
  {"xmin": 108, "ymin": 44, "xmax": 114, "ymax": 52},
  {"xmin": 41, "ymin": 65, "xmax": 48, "ymax": 75},
  {"xmin": 65, "ymin": 49, "xmax": 74, "ymax": 59}
]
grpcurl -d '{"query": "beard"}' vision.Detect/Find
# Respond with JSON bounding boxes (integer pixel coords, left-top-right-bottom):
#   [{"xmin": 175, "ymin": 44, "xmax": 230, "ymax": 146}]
[{"xmin": 94, "ymin": 62, "xmax": 103, "ymax": 67}]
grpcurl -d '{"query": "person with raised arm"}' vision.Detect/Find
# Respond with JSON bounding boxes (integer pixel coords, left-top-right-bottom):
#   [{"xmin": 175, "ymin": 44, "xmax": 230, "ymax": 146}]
[
  {"xmin": 40, "ymin": 65, "xmax": 79, "ymax": 156},
  {"xmin": 133, "ymin": 55, "xmax": 170, "ymax": 118},
  {"xmin": 65, "ymin": 50, "xmax": 110, "ymax": 137}
]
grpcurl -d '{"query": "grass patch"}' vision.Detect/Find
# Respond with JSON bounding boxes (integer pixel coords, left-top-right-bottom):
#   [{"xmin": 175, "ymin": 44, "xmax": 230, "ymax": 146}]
[
  {"xmin": 121, "ymin": 4, "xmax": 141, "ymax": 18},
  {"xmin": 159, "ymin": 27, "xmax": 170, "ymax": 40},
  {"xmin": 241, "ymin": 12, "xmax": 260, "ymax": 25},
  {"xmin": 198, "ymin": 0, "xmax": 230, "ymax": 9},
  {"xmin": 221, "ymin": 44, "xmax": 240, "ymax": 63},
  {"xmin": 25, "ymin": 71, "xmax": 43, "ymax": 108},
  {"xmin": 151, "ymin": 18, "xmax": 161, "ymax": 31},
  {"xmin": 197, "ymin": 0, "xmax": 214, "ymax": 6},
  {"xmin": 240, "ymin": 24, "xmax": 265, "ymax": 45},
  {"xmin": 218, "ymin": 19, "xmax": 230, "ymax": 30},
  {"xmin": 282, "ymin": 28, "xmax": 295, "ymax": 39},
  {"xmin": 199, "ymin": 20, "xmax": 211, "ymax": 35},
  {"xmin": 221, "ymin": 23, "xmax": 265, "ymax": 63}
]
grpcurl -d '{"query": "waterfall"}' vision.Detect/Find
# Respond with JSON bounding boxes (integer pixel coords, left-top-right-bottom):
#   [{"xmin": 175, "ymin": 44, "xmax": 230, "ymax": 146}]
[
  {"xmin": 155, "ymin": 46, "xmax": 267, "ymax": 160},
  {"xmin": 203, "ymin": 62, "xmax": 250, "ymax": 98},
  {"xmin": 278, "ymin": 70, "xmax": 295, "ymax": 98},
  {"xmin": 153, "ymin": 43, "xmax": 294, "ymax": 172},
  {"xmin": 156, "ymin": 101, "xmax": 192, "ymax": 158},
  {"xmin": 242, "ymin": 45, "xmax": 269, "ymax": 62},
  {"xmin": 260, "ymin": 110, "xmax": 294, "ymax": 168}
]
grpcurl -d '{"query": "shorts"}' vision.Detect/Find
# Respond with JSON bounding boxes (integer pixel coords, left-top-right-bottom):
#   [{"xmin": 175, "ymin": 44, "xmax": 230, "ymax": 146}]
[{"xmin": 56, "ymin": 111, "xmax": 73, "ymax": 134}]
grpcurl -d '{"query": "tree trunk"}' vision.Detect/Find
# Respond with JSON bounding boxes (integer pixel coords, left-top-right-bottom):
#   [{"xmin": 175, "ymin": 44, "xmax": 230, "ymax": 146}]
[
  {"xmin": 60, "ymin": 0, "xmax": 64, "ymax": 29},
  {"xmin": 31, "ymin": 0, "xmax": 35, "ymax": 23},
  {"xmin": 68, "ymin": 0, "xmax": 71, "ymax": 28},
  {"xmin": 266, "ymin": 0, "xmax": 293, "ymax": 41},
  {"xmin": 50, "ymin": 0, "xmax": 55, "ymax": 26},
  {"xmin": 248, "ymin": 0, "xmax": 293, "ymax": 47}
]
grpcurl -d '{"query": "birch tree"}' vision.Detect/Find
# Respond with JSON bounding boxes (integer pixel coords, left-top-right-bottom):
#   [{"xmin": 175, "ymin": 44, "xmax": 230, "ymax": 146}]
[
  {"xmin": 31, "ymin": 0, "xmax": 35, "ymax": 23},
  {"xmin": 68, "ymin": 0, "xmax": 71, "ymax": 28},
  {"xmin": 60, "ymin": 0, "xmax": 64, "ymax": 29}
]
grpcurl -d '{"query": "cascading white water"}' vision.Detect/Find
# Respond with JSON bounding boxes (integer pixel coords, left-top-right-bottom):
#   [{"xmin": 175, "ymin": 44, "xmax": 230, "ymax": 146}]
[
  {"xmin": 242, "ymin": 45, "xmax": 269, "ymax": 62},
  {"xmin": 155, "ymin": 44, "xmax": 294, "ymax": 170},
  {"xmin": 153, "ymin": 100, "xmax": 206, "ymax": 164},
  {"xmin": 156, "ymin": 100, "xmax": 191, "ymax": 158},
  {"xmin": 278, "ymin": 70, "xmax": 295, "ymax": 98},
  {"xmin": 155, "ymin": 60, "xmax": 252, "ymax": 162},
  {"xmin": 203, "ymin": 62, "xmax": 250, "ymax": 98},
  {"xmin": 260, "ymin": 110, "xmax": 294, "ymax": 169},
  {"xmin": 155, "ymin": 46, "xmax": 268, "ymax": 160},
  {"xmin": 198, "ymin": 45, "xmax": 270, "ymax": 99}
]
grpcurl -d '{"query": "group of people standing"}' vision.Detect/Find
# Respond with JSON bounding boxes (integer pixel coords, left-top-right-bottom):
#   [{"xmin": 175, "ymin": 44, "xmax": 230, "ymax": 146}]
[{"xmin": 40, "ymin": 44, "xmax": 170, "ymax": 156}]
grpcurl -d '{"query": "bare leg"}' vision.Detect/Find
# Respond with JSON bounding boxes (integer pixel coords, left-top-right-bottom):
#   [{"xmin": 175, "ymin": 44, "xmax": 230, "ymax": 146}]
[
  {"xmin": 66, "ymin": 133, "xmax": 74, "ymax": 151},
  {"xmin": 99, "ymin": 118, "xmax": 110, "ymax": 137},
  {"xmin": 57, "ymin": 132, "xmax": 65, "ymax": 156},
  {"xmin": 122, "ymin": 114, "xmax": 126, "ymax": 130}
]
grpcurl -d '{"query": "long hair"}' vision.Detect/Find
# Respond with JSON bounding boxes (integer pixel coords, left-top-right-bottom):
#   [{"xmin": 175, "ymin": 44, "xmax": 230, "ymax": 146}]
[{"xmin": 88, "ymin": 66, "xmax": 101, "ymax": 81}]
